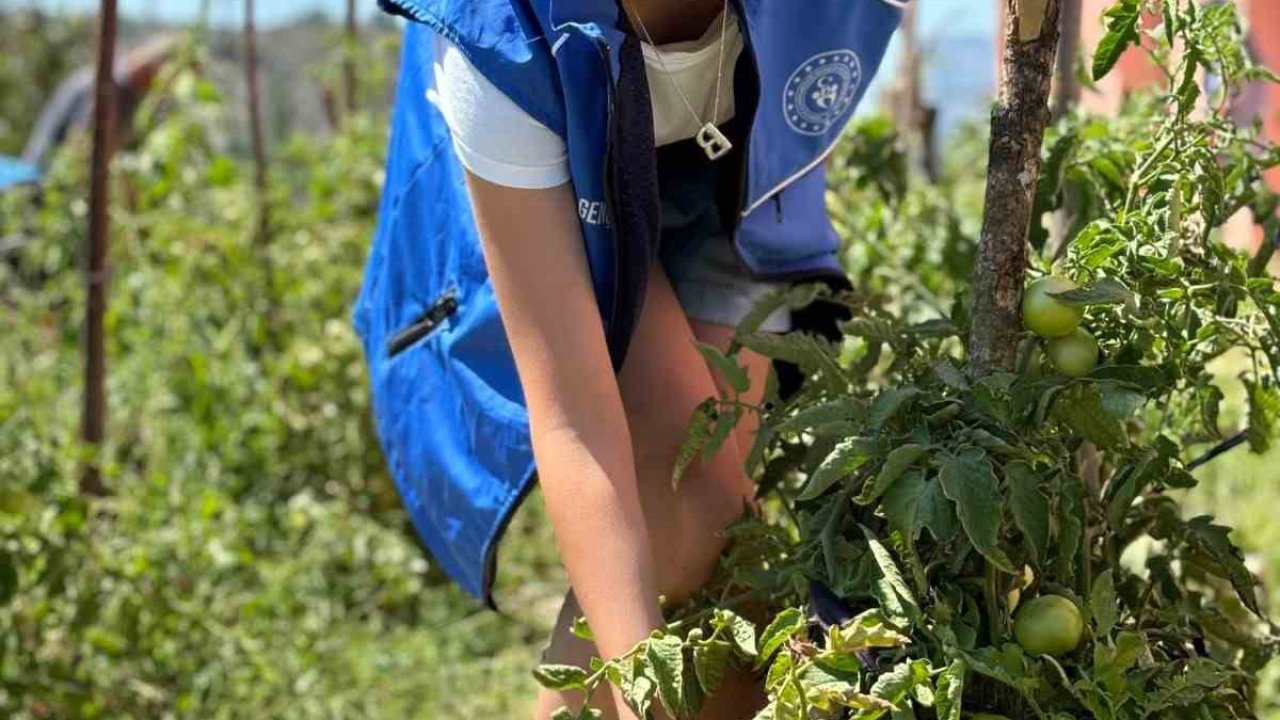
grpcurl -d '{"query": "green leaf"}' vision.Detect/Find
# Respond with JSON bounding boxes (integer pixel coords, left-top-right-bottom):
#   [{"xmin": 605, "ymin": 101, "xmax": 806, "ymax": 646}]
[
  {"xmin": 1183, "ymin": 516, "xmax": 1261, "ymax": 615},
  {"xmin": 696, "ymin": 341, "xmax": 750, "ymax": 394},
  {"xmin": 1245, "ymin": 381, "xmax": 1278, "ymax": 454},
  {"xmin": 1052, "ymin": 382, "xmax": 1129, "ymax": 449},
  {"xmin": 1098, "ymin": 382, "xmax": 1146, "ymax": 421},
  {"xmin": 827, "ymin": 609, "xmax": 911, "ymax": 655},
  {"xmin": 1088, "ymin": 364, "xmax": 1168, "ymax": 390},
  {"xmin": 757, "ymin": 608, "xmax": 807, "ymax": 666},
  {"xmin": 647, "ymin": 635, "xmax": 687, "ymax": 717},
  {"xmin": 798, "ymin": 436, "xmax": 874, "ymax": 501},
  {"xmin": 856, "ymin": 444, "xmax": 927, "ymax": 505},
  {"xmin": 938, "ymin": 449, "xmax": 1016, "ymax": 573},
  {"xmin": 775, "ymin": 674, "xmax": 807, "ymax": 720},
  {"xmin": 934, "ymin": 659, "xmax": 966, "ymax": 720},
  {"xmin": 1095, "ymin": 630, "xmax": 1147, "ymax": 684},
  {"xmin": 931, "ymin": 360, "xmax": 970, "ymax": 391},
  {"xmin": 869, "ymin": 387, "xmax": 923, "ymax": 432},
  {"xmin": 693, "ymin": 639, "xmax": 733, "ymax": 695},
  {"xmin": 1091, "ymin": 569, "xmax": 1119, "ymax": 637},
  {"xmin": 1093, "ymin": 0, "xmax": 1143, "ymax": 80},
  {"xmin": 884, "ymin": 470, "xmax": 959, "ymax": 544},
  {"xmin": 765, "ymin": 651, "xmax": 793, "ymax": 693},
  {"xmin": 1054, "ymin": 474, "xmax": 1087, "ymax": 583},
  {"xmin": 715, "ymin": 609, "xmax": 759, "ymax": 657},
  {"xmin": 869, "ymin": 659, "xmax": 931, "ymax": 712},
  {"xmin": 861, "ymin": 525, "xmax": 920, "ymax": 620},
  {"xmin": 571, "ymin": 615, "xmax": 594, "ymax": 642},
  {"xmin": 620, "ymin": 655, "xmax": 655, "ymax": 719},
  {"xmin": 533, "ymin": 664, "xmax": 591, "ymax": 691},
  {"xmin": 673, "ymin": 398, "xmax": 717, "ymax": 487},
  {"xmin": 703, "ymin": 405, "xmax": 743, "ymax": 465},
  {"xmin": 1006, "ymin": 461, "xmax": 1051, "ymax": 565},
  {"xmin": 1049, "ymin": 277, "xmax": 1135, "ymax": 307},
  {"xmin": 774, "ymin": 397, "xmax": 869, "ymax": 435}
]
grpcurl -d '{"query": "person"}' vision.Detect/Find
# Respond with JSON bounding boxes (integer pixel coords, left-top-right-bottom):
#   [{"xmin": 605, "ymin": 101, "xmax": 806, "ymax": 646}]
[{"xmin": 354, "ymin": 1, "xmax": 906, "ymax": 717}]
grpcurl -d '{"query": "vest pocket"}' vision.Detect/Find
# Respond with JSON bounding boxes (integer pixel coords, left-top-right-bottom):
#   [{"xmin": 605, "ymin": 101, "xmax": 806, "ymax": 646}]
[{"xmin": 386, "ymin": 290, "xmax": 459, "ymax": 357}]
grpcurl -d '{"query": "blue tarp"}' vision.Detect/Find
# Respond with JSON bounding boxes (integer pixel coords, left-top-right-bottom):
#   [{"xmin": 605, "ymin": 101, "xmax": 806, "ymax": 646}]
[{"xmin": 0, "ymin": 156, "xmax": 40, "ymax": 191}]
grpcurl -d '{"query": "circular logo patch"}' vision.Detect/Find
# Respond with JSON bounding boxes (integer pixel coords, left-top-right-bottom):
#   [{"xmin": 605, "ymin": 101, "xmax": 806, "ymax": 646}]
[{"xmin": 783, "ymin": 50, "xmax": 863, "ymax": 136}]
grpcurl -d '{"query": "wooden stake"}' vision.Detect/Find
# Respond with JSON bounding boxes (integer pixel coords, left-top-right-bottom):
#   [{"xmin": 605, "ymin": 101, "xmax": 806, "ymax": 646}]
[
  {"xmin": 970, "ymin": 0, "xmax": 1063, "ymax": 377},
  {"xmin": 81, "ymin": 0, "xmax": 118, "ymax": 496},
  {"xmin": 244, "ymin": 0, "xmax": 276, "ymax": 338},
  {"xmin": 344, "ymin": 0, "xmax": 359, "ymax": 117}
]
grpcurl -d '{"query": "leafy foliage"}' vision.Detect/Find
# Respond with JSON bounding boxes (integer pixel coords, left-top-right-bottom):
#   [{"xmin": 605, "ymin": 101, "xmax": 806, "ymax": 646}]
[{"xmin": 0, "ymin": 36, "xmax": 568, "ymax": 720}]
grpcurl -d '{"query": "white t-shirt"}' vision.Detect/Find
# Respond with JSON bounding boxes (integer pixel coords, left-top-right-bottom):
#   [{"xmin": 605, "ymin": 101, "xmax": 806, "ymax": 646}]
[{"xmin": 429, "ymin": 8, "xmax": 744, "ymax": 190}]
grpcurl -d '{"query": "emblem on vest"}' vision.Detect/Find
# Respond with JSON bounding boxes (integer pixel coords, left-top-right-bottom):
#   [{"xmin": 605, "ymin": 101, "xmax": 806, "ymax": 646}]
[{"xmin": 783, "ymin": 50, "xmax": 863, "ymax": 136}]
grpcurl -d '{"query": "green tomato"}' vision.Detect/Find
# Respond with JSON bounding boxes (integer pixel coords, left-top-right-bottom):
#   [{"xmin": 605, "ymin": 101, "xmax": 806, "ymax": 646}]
[
  {"xmin": 1013, "ymin": 595, "xmax": 1084, "ymax": 657},
  {"xmin": 1046, "ymin": 328, "xmax": 1099, "ymax": 378},
  {"xmin": 1022, "ymin": 276, "xmax": 1084, "ymax": 338}
]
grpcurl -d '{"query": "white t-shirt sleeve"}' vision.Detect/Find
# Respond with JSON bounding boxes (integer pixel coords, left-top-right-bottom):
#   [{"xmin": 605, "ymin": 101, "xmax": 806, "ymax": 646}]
[{"xmin": 429, "ymin": 34, "xmax": 571, "ymax": 189}]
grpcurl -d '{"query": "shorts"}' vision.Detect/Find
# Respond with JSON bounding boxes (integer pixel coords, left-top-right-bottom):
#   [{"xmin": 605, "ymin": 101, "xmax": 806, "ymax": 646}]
[
  {"xmin": 660, "ymin": 233, "xmax": 792, "ymax": 333},
  {"xmin": 655, "ymin": 116, "xmax": 792, "ymax": 334}
]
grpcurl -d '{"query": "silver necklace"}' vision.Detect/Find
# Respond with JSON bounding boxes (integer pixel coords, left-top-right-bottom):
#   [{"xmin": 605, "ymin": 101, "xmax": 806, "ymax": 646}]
[{"xmin": 626, "ymin": 1, "xmax": 734, "ymax": 161}]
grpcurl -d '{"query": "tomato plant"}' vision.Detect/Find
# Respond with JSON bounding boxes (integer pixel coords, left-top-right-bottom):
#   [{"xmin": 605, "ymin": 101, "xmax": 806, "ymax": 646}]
[{"xmin": 541, "ymin": 2, "xmax": 1280, "ymax": 719}]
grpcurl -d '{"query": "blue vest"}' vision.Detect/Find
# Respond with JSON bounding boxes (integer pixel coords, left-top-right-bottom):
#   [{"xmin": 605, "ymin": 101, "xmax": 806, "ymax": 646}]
[{"xmin": 354, "ymin": 0, "xmax": 905, "ymax": 603}]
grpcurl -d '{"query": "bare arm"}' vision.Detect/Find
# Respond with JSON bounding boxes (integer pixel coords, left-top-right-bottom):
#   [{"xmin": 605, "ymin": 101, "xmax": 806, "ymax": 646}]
[{"xmin": 465, "ymin": 173, "xmax": 663, "ymax": 663}]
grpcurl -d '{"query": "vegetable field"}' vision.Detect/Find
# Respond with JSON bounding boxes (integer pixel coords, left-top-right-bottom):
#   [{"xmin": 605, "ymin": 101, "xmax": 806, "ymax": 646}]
[{"xmin": 1, "ymin": 1, "xmax": 1277, "ymax": 719}]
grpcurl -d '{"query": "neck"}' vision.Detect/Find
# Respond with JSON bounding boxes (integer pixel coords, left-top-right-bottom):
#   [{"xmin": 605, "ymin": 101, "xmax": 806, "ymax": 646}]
[{"xmin": 623, "ymin": 0, "xmax": 725, "ymax": 45}]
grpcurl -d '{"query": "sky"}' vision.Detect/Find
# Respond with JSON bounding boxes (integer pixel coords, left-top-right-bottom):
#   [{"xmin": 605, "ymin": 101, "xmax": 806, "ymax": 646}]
[{"xmin": 9, "ymin": 0, "xmax": 997, "ymax": 38}]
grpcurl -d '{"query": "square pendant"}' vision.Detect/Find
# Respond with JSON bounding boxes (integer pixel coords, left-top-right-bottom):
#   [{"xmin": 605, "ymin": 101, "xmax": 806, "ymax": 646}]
[{"xmin": 696, "ymin": 123, "xmax": 733, "ymax": 161}]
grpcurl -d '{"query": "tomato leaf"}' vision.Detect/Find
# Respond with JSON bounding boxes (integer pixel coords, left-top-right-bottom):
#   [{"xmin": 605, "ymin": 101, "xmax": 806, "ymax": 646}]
[
  {"xmin": 774, "ymin": 397, "xmax": 868, "ymax": 435},
  {"xmin": 1049, "ymin": 277, "xmax": 1135, "ymax": 307},
  {"xmin": 935, "ymin": 659, "xmax": 966, "ymax": 720},
  {"xmin": 869, "ymin": 387, "xmax": 923, "ymax": 432},
  {"xmin": 692, "ymin": 638, "xmax": 733, "ymax": 695},
  {"xmin": 757, "ymin": 608, "xmax": 807, "ymax": 667},
  {"xmin": 1052, "ymin": 382, "xmax": 1129, "ymax": 449},
  {"xmin": 1245, "ymin": 381, "xmax": 1278, "ymax": 454},
  {"xmin": 861, "ymin": 524, "xmax": 920, "ymax": 622},
  {"xmin": 1093, "ymin": 0, "xmax": 1143, "ymax": 80},
  {"xmin": 646, "ymin": 635, "xmax": 686, "ymax": 717},
  {"xmin": 1091, "ymin": 569, "xmax": 1120, "ymax": 637},
  {"xmin": 714, "ymin": 609, "xmax": 759, "ymax": 657},
  {"xmin": 1006, "ymin": 460, "xmax": 1051, "ymax": 566},
  {"xmin": 938, "ymin": 449, "xmax": 1016, "ymax": 573},
  {"xmin": 798, "ymin": 436, "xmax": 874, "ymax": 501},
  {"xmin": 695, "ymin": 341, "xmax": 750, "ymax": 394},
  {"xmin": 856, "ymin": 443, "xmax": 927, "ymax": 505},
  {"xmin": 533, "ymin": 664, "xmax": 590, "ymax": 691},
  {"xmin": 673, "ymin": 398, "xmax": 717, "ymax": 488},
  {"xmin": 1183, "ymin": 516, "xmax": 1262, "ymax": 615}
]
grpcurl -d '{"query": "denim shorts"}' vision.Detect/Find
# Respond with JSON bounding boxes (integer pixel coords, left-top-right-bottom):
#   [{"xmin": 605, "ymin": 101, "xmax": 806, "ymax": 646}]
[
  {"xmin": 660, "ymin": 233, "xmax": 792, "ymax": 333},
  {"xmin": 655, "ymin": 117, "xmax": 791, "ymax": 333}
]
